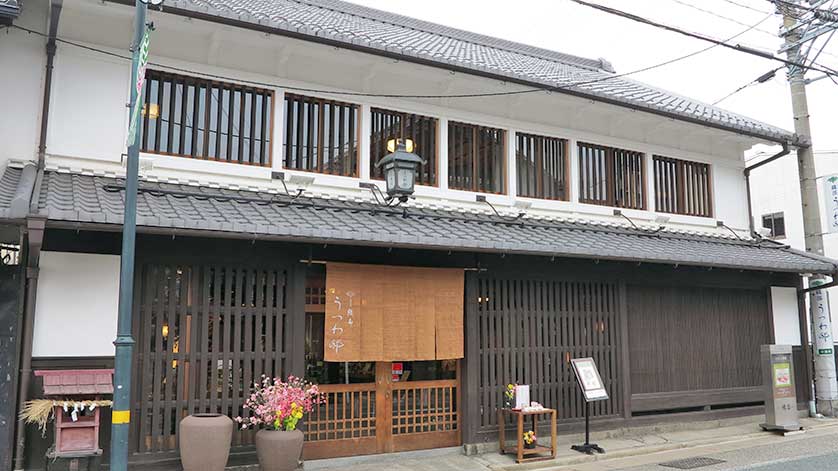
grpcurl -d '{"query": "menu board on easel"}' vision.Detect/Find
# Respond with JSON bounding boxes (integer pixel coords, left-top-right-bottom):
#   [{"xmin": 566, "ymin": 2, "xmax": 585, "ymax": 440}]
[{"xmin": 571, "ymin": 357, "xmax": 609, "ymax": 402}]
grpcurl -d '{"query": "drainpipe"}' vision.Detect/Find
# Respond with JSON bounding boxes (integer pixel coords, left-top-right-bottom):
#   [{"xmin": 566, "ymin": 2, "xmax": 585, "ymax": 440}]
[
  {"xmin": 13, "ymin": 217, "xmax": 45, "ymax": 471},
  {"xmin": 12, "ymin": 1, "xmax": 61, "ymax": 468},
  {"xmin": 744, "ymin": 141, "xmax": 790, "ymax": 236},
  {"xmin": 36, "ymin": 0, "xmax": 63, "ymax": 169}
]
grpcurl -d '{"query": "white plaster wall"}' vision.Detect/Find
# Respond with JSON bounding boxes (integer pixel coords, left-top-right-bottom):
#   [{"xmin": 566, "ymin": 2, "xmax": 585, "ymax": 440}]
[
  {"xmin": 32, "ymin": 251, "xmax": 120, "ymax": 357},
  {"xmin": 748, "ymin": 153, "xmax": 806, "ymax": 250},
  {"xmin": 771, "ymin": 286, "xmax": 801, "ymax": 346},
  {"xmin": 46, "ymin": 43, "xmax": 130, "ymax": 164},
  {"xmin": 0, "ymin": 1, "xmax": 48, "ymax": 166}
]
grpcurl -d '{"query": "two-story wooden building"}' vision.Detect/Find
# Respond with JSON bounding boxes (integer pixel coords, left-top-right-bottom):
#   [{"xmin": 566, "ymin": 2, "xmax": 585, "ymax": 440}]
[{"xmin": 1, "ymin": 0, "xmax": 835, "ymax": 469}]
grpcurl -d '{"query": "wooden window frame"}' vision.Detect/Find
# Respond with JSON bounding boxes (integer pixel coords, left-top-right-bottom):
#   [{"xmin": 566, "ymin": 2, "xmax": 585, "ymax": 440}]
[
  {"xmin": 653, "ymin": 155, "xmax": 713, "ymax": 218},
  {"xmin": 282, "ymin": 93, "xmax": 361, "ymax": 178},
  {"xmin": 578, "ymin": 142, "xmax": 646, "ymax": 210},
  {"xmin": 515, "ymin": 132, "xmax": 569, "ymax": 201},
  {"xmin": 139, "ymin": 70, "xmax": 275, "ymax": 167},
  {"xmin": 447, "ymin": 121, "xmax": 507, "ymax": 194},
  {"xmin": 370, "ymin": 107, "xmax": 439, "ymax": 187}
]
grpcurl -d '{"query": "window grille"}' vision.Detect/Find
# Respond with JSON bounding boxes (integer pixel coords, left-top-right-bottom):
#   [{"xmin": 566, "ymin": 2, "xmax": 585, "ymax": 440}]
[
  {"xmin": 139, "ymin": 70, "xmax": 273, "ymax": 166},
  {"xmin": 448, "ymin": 121, "xmax": 506, "ymax": 193},
  {"xmin": 578, "ymin": 142, "xmax": 645, "ymax": 210},
  {"xmin": 653, "ymin": 155, "xmax": 713, "ymax": 217},
  {"xmin": 516, "ymin": 132, "xmax": 568, "ymax": 200},
  {"xmin": 283, "ymin": 94, "xmax": 359, "ymax": 177},
  {"xmin": 370, "ymin": 108, "xmax": 438, "ymax": 186}
]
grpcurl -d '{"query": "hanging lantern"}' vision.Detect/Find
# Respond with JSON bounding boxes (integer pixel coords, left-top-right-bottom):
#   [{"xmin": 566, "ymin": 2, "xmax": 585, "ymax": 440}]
[{"xmin": 376, "ymin": 138, "xmax": 424, "ymax": 203}]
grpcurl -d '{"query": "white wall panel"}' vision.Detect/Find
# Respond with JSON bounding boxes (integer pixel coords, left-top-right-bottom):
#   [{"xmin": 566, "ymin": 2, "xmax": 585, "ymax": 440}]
[
  {"xmin": 771, "ymin": 286, "xmax": 801, "ymax": 346},
  {"xmin": 33, "ymin": 251, "xmax": 120, "ymax": 357}
]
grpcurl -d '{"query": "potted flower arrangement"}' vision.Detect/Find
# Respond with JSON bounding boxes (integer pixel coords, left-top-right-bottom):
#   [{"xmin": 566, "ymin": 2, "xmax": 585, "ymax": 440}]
[
  {"xmin": 236, "ymin": 375, "xmax": 322, "ymax": 471},
  {"xmin": 523, "ymin": 430, "xmax": 537, "ymax": 449},
  {"xmin": 504, "ymin": 383, "xmax": 516, "ymax": 409}
]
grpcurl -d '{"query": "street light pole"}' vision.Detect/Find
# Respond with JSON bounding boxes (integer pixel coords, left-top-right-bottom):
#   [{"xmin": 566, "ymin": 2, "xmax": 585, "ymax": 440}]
[{"xmin": 110, "ymin": 0, "xmax": 148, "ymax": 468}]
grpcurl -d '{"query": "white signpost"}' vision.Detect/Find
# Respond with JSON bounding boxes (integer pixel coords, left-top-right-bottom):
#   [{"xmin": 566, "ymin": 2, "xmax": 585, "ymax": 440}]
[{"xmin": 823, "ymin": 175, "xmax": 838, "ymax": 233}]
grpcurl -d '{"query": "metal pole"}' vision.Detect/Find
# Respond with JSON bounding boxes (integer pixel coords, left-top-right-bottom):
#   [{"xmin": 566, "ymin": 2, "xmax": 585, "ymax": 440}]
[
  {"xmin": 777, "ymin": 0, "xmax": 838, "ymax": 417},
  {"xmin": 110, "ymin": 1, "xmax": 146, "ymax": 468}
]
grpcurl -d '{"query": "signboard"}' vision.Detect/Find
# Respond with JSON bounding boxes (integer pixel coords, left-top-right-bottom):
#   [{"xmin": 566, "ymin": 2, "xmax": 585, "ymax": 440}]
[
  {"xmin": 810, "ymin": 280, "xmax": 835, "ymax": 358},
  {"xmin": 571, "ymin": 357, "xmax": 608, "ymax": 402},
  {"xmin": 514, "ymin": 385, "xmax": 530, "ymax": 409},
  {"xmin": 126, "ymin": 25, "xmax": 151, "ymax": 148},
  {"xmin": 772, "ymin": 358, "xmax": 794, "ymax": 399},
  {"xmin": 823, "ymin": 175, "xmax": 838, "ymax": 233}
]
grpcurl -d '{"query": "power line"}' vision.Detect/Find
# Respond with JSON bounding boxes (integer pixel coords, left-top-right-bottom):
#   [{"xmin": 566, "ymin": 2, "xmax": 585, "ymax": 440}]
[
  {"xmin": 712, "ymin": 67, "xmax": 781, "ymax": 104},
  {"xmin": 714, "ymin": 0, "xmax": 773, "ymax": 15},
  {"xmin": 569, "ymin": 0, "xmax": 838, "ymax": 77},
  {"xmin": 8, "ymin": 20, "xmax": 771, "ymax": 101}
]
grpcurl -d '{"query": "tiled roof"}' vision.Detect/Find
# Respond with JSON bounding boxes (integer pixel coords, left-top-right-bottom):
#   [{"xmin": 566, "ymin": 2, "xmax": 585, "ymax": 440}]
[
  {"xmin": 0, "ymin": 163, "xmax": 37, "ymax": 219},
  {"xmin": 0, "ymin": 0, "xmax": 20, "ymax": 20},
  {"xmin": 35, "ymin": 369, "xmax": 115, "ymax": 396},
  {"xmin": 164, "ymin": 0, "xmax": 794, "ymax": 143},
  {"xmin": 13, "ymin": 169, "xmax": 836, "ymax": 274}
]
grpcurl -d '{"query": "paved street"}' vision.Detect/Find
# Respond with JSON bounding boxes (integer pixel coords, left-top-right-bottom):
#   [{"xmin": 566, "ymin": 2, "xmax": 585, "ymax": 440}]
[{"xmin": 575, "ymin": 425, "xmax": 838, "ymax": 471}]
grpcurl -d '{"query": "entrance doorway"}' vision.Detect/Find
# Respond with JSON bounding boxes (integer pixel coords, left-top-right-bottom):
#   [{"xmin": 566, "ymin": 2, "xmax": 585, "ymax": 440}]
[{"xmin": 302, "ymin": 269, "xmax": 461, "ymax": 459}]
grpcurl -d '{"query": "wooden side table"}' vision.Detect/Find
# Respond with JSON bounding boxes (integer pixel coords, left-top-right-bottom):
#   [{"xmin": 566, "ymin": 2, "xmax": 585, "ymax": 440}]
[{"xmin": 497, "ymin": 408, "xmax": 557, "ymax": 464}]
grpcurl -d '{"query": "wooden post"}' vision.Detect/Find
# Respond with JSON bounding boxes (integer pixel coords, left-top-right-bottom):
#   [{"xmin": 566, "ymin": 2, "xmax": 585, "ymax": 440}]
[
  {"xmin": 288, "ymin": 262, "xmax": 307, "ymax": 377},
  {"xmin": 619, "ymin": 282, "xmax": 632, "ymax": 419},
  {"xmin": 462, "ymin": 272, "xmax": 480, "ymax": 445}
]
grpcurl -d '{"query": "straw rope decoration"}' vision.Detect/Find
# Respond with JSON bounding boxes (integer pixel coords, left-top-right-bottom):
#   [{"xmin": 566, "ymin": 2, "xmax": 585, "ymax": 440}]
[{"xmin": 20, "ymin": 399, "xmax": 113, "ymax": 435}]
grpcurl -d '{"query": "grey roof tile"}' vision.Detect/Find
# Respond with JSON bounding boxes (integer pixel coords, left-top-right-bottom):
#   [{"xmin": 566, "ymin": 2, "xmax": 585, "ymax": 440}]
[
  {"xmin": 166, "ymin": 0, "xmax": 792, "ymax": 142},
  {"xmin": 27, "ymin": 170, "xmax": 838, "ymax": 274}
]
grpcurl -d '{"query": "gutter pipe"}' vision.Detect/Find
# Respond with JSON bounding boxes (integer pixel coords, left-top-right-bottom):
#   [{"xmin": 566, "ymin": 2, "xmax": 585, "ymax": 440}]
[
  {"xmin": 744, "ymin": 141, "xmax": 790, "ymax": 235},
  {"xmin": 13, "ymin": 1, "xmax": 61, "ymax": 469}
]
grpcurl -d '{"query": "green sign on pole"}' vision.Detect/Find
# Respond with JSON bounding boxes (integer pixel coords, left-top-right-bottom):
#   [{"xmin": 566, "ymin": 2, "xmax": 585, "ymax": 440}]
[
  {"xmin": 126, "ymin": 26, "xmax": 151, "ymax": 148},
  {"xmin": 819, "ymin": 348, "xmax": 834, "ymax": 355}
]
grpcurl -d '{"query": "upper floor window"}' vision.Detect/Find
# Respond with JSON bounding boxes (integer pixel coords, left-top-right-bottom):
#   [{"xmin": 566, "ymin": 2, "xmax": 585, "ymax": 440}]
[
  {"xmin": 283, "ymin": 94, "xmax": 359, "ymax": 177},
  {"xmin": 578, "ymin": 142, "xmax": 645, "ymax": 210},
  {"xmin": 448, "ymin": 121, "xmax": 505, "ymax": 194},
  {"xmin": 516, "ymin": 133, "xmax": 568, "ymax": 200},
  {"xmin": 140, "ymin": 70, "xmax": 273, "ymax": 166},
  {"xmin": 762, "ymin": 212, "xmax": 786, "ymax": 238},
  {"xmin": 370, "ymin": 108, "xmax": 438, "ymax": 186},
  {"xmin": 653, "ymin": 155, "xmax": 713, "ymax": 217}
]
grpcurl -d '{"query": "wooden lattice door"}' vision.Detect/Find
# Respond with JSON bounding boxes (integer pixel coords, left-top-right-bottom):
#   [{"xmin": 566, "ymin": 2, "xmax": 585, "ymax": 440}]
[{"xmin": 132, "ymin": 262, "xmax": 291, "ymax": 454}]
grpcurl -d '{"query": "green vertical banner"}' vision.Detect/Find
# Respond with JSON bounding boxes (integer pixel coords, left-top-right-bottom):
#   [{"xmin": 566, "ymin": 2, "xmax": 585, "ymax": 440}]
[{"xmin": 126, "ymin": 25, "xmax": 151, "ymax": 148}]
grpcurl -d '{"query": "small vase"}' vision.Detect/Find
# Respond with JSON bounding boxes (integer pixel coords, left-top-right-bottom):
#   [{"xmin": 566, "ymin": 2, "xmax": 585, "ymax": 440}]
[
  {"xmin": 179, "ymin": 413, "xmax": 233, "ymax": 471},
  {"xmin": 255, "ymin": 429, "xmax": 304, "ymax": 471},
  {"xmin": 524, "ymin": 441, "xmax": 536, "ymax": 449}
]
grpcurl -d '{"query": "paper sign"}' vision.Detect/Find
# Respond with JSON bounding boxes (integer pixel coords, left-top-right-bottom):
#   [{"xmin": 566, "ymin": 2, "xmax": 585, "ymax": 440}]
[
  {"xmin": 571, "ymin": 357, "xmax": 609, "ymax": 402},
  {"xmin": 514, "ymin": 385, "xmax": 530, "ymax": 409},
  {"xmin": 824, "ymin": 175, "xmax": 838, "ymax": 233}
]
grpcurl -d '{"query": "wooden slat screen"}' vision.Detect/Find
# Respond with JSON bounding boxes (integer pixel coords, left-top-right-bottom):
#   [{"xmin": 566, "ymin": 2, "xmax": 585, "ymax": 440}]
[
  {"xmin": 448, "ymin": 121, "xmax": 506, "ymax": 193},
  {"xmin": 391, "ymin": 380, "xmax": 458, "ymax": 435},
  {"xmin": 140, "ymin": 70, "xmax": 273, "ymax": 166},
  {"xmin": 133, "ymin": 262, "xmax": 289, "ymax": 453},
  {"xmin": 578, "ymin": 142, "xmax": 645, "ymax": 209},
  {"xmin": 283, "ymin": 93, "xmax": 359, "ymax": 176},
  {"xmin": 324, "ymin": 263, "xmax": 464, "ymax": 362},
  {"xmin": 370, "ymin": 108, "xmax": 438, "ymax": 185},
  {"xmin": 474, "ymin": 276, "xmax": 622, "ymax": 430},
  {"xmin": 627, "ymin": 285, "xmax": 768, "ymax": 395},
  {"xmin": 516, "ymin": 133, "xmax": 568, "ymax": 200},
  {"xmin": 653, "ymin": 155, "xmax": 713, "ymax": 217}
]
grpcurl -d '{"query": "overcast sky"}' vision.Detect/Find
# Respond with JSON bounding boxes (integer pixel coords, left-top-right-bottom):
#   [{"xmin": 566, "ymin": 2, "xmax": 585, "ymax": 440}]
[{"xmin": 349, "ymin": 0, "xmax": 837, "ymax": 156}]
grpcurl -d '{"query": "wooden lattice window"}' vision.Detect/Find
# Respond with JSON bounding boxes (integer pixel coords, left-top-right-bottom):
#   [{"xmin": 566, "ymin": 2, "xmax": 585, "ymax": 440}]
[
  {"xmin": 578, "ymin": 142, "xmax": 645, "ymax": 209},
  {"xmin": 283, "ymin": 94, "xmax": 359, "ymax": 176},
  {"xmin": 448, "ymin": 121, "xmax": 506, "ymax": 194},
  {"xmin": 370, "ymin": 108, "xmax": 438, "ymax": 186},
  {"xmin": 516, "ymin": 133, "xmax": 569, "ymax": 200},
  {"xmin": 653, "ymin": 155, "xmax": 713, "ymax": 217},
  {"xmin": 139, "ymin": 70, "xmax": 273, "ymax": 166}
]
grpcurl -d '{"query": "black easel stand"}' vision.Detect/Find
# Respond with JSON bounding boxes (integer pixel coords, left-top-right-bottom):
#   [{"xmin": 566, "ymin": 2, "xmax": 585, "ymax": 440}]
[{"xmin": 571, "ymin": 401, "xmax": 605, "ymax": 455}]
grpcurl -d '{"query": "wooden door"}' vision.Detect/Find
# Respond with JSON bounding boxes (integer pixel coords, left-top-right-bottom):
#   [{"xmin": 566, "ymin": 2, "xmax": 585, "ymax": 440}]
[{"xmin": 303, "ymin": 361, "xmax": 461, "ymax": 459}]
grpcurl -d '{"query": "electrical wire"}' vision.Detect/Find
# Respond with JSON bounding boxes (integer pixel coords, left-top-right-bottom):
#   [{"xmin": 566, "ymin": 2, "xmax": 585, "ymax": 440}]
[
  {"xmin": 569, "ymin": 0, "xmax": 838, "ymax": 78},
  {"xmin": 712, "ymin": 67, "xmax": 781, "ymax": 104},
  {"xmin": 714, "ymin": 0, "xmax": 774, "ymax": 15},
  {"xmin": 6, "ymin": 15, "xmax": 781, "ymax": 101}
]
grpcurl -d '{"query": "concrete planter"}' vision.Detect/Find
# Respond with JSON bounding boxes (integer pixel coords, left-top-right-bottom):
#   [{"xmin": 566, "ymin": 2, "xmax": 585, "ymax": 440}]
[
  {"xmin": 255, "ymin": 429, "xmax": 303, "ymax": 471},
  {"xmin": 179, "ymin": 414, "xmax": 233, "ymax": 471}
]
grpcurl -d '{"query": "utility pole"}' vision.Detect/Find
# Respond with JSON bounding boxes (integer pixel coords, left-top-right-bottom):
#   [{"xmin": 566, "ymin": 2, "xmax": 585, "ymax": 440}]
[
  {"xmin": 111, "ymin": 0, "xmax": 151, "ymax": 468},
  {"xmin": 775, "ymin": 0, "xmax": 838, "ymax": 416}
]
